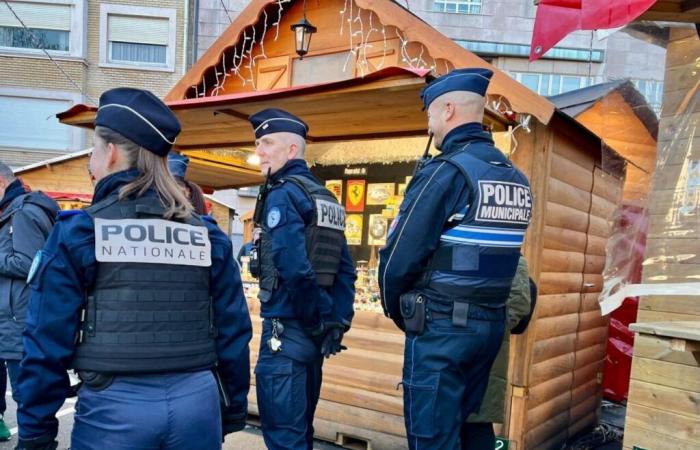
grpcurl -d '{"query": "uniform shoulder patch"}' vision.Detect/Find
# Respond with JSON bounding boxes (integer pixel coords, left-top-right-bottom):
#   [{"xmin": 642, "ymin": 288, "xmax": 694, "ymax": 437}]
[
  {"xmin": 27, "ymin": 250, "xmax": 43, "ymax": 284},
  {"xmin": 57, "ymin": 209, "xmax": 83, "ymax": 220},
  {"xmin": 267, "ymin": 207, "xmax": 282, "ymax": 229}
]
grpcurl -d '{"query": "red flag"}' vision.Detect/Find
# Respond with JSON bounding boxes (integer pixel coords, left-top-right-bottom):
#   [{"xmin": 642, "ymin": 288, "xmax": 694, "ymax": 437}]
[{"xmin": 530, "ymin": 0, "xmax": 656, "ymax": 61}]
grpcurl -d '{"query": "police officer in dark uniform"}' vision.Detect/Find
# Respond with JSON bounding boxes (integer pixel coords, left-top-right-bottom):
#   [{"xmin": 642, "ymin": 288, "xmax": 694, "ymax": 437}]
[
  {"xmin": 15, "ymin": 88, "xmax": 252, "ymax": 450},
  {"xmin": 378, "ymin": 69, "xmax": 533, "ymax": 450},
  {"xmin": 247, "ymin": 109, "xmax": 356, "ymax": 450}
]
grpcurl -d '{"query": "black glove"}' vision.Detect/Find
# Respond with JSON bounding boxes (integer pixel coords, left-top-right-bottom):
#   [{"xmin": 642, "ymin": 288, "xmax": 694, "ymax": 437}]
[
  {"xmin": 15, "ymin": 439, "xmax": 58, "ymax": 450},
  {"xmin": 315, "ymin": 322, "xmax": 348, "ymax": 358},
  {"xmin": 221, "ymin": 411, "xmax": 246, "ymax": 441}
]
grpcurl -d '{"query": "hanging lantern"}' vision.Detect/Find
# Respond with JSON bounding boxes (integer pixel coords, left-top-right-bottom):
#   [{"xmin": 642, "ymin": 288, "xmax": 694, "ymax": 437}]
[{"xmin": 290, "ymin": 0, "xmax": 316, "ymax": 59}]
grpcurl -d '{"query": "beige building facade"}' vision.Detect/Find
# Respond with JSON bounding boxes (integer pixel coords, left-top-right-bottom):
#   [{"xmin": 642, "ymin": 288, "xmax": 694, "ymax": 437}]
[{"xmin": 0, "ymin": 0, "xmax": 190, "ymax": 167}]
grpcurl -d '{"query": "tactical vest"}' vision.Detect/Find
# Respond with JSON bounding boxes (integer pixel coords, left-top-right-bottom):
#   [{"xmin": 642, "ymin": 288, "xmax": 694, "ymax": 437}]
[
  {"xmin": 421, "ymin": 148, "xmax": 533, "ymax": 308},
  {"xmin": 71, "ymin": 195, "xmax": 217, "ymax": 374},
  {"xmin": 258, "ymin": 175, "xmax": 346, "ymax": 302}
]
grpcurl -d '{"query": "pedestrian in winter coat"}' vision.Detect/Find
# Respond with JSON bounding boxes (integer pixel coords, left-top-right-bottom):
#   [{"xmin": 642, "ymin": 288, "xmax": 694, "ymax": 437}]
[{"xmin": 0, "ymin": 162, "xmax": 58, "ymax": 441}]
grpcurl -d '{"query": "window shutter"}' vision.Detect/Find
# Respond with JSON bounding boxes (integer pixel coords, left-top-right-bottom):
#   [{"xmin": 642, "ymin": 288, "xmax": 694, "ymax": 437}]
[
  {"xmin": 108, "ymin": 14, "xmax": 169, "ymax": 45},
  {"xmin": 0, "ymin": 2, "xmax": 71, "ymax": 31}
]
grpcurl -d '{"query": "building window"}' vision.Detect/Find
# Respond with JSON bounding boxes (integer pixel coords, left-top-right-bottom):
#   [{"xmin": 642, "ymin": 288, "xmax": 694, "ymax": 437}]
[
  {"xmin": 0, "ymin": 88, "xmax": 84, "ymax": 152},
  {"xmin": 0, "ymin": 1, "xmax": 71, "ymax": 52},
  {"xmin": 100, "ymin": 4, "xmax": 176, "ymax": 72},
  {"xmin": 456, "ymin": 39, "xmax": 604, "ymax": 63},
  {"xmin": 433, "ymin": 1, "xmax": 482, "ymax": 15},
  {"xmin": 510, "ymin": 72, "xmax": 599, "ymax": 96}
]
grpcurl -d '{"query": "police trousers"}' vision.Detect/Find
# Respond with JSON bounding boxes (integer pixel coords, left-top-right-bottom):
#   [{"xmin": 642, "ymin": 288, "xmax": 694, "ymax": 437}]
[
  {"xmin": 402, "ymin": 305, "xmax": 505, "ymax": 450},
  {"xmin": 255, "ymin": 319, "xmax": 323, "ymax": 450},
  {"xmin": 71, "ymin": 371, "xmax": 221, "ymax": 450}
]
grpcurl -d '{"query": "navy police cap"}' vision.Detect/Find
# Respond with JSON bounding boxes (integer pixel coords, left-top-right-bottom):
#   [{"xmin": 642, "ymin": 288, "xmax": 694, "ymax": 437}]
[
  {"xmin": 420, "ymin": 68, "xmax": 494, "ymax": 110},
  {"xmin": 95, "ymin": 87, "xmax": 181, "ymax": 156},
  {"xmin": 249, "ymin": 108, "xmax": 308, "ymax": 140},
  {"xmin": 167, "ymin": 152, "xmax": 189, "ymax": 179}
]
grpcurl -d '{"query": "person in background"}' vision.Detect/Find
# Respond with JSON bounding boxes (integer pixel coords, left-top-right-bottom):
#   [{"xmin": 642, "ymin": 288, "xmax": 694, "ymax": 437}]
[
  {"xmin": 247, "ymin": 108, "xmax": 356, "ymax": 450},
  {"xmin": 0, "ymin": 162, "xmax": 58, "ymax": 442},
  {"xmin": 236, "ymin": 240, "xmax": 253, "ymax": 266},
  {"xmin": 168, "ymin": 152, "xmax": 208, "ymax": 215},
  {"xmin": 462, "ymin": 256, "xmax": 532, "ymax": 449}
]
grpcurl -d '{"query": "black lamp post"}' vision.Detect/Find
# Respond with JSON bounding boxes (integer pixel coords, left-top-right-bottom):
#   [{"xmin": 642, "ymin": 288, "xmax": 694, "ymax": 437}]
[{"xmin": 290, "ymin": 0, "xmax": 316, "ymax": 59}]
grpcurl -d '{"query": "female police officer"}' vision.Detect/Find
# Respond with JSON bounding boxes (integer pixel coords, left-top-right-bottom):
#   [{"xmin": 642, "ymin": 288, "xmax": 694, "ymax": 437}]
[{"xmin": 14, "ymin": 88, "xmax": 252, "ymax": 450}]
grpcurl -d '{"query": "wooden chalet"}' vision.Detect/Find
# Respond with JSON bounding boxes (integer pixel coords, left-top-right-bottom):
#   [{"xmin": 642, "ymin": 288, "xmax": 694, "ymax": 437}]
[{"xmin": 56, "ymin": 1, "xmax": 630, "ymax": 449}]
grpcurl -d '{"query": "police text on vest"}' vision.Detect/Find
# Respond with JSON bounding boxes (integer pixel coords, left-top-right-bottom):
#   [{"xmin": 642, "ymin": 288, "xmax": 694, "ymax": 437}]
[
  {"xmin": 316, "ymin": 199, "xmax": 346, "ymax": 231},
  {"xmin": 476, "ymin": 180, "xmax": 532, "ymax": 225},
  {"xmin": 94, "ymin": 219, "xmax": 212, "ymax": 267}
]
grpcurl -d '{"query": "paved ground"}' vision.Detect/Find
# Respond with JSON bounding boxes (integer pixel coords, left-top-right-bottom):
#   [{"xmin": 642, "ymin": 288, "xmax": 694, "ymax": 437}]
[{"xmin": 1, "ymin": 379, "xmax": 341, "ymax": 450}]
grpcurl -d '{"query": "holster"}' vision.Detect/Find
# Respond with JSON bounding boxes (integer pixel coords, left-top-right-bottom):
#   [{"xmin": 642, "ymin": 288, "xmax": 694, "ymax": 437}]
[
  {"xmin": 400, "ymin": 291, "xmax": 426, "ymax": 335},
  {"xmin": 77, "ymin": 370, "xmax": 114, "ymax": 391}
]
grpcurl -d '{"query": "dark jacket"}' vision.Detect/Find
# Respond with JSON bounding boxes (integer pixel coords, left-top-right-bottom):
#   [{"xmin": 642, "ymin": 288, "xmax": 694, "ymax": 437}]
[
  {"xmin": 467, "ymin": 256, "xmax": 531, "ymax": 424},
  {"xmin": 257, "ymin": 160, "xmax": 356, "ymax": 330},
  {"xmin": 16, "ymin": 170, "xmax": 252, "ymax": 443},
  {"xmin": 0, "ymin": 182, "xmax": 58, "ymax": 360}
]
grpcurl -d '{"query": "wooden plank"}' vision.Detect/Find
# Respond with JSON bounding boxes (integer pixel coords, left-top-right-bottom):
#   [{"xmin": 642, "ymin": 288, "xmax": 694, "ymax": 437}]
[
  {"xmin": 568, "ymin": 409, "xmax": 598, "ymax": 441},
  {"xmin": 631, "ymin": 356, "xmax": 700, "ymax": 392},
  {"xmin": 547, "ymin": 177, "xmax": 592, "ymax": 213},
  {"xmin": 637, "ymin": 310, "xmax": 700, "ymax": 324},
  {"xmin": 541, "ymin": 248, "xmax": 585, "ymax": 273},
  {"xmin": 534, "ymin": 314, "xmax": 579, "ymax": 341},
  {"xmin": 530, "ymin": 352, "xmax": 576, "ymax": 386},
  {"xmin": 526, "ymin": 390, "xmax": 571, "ymax": 430},
  {"xmin": 583, "ymin": 254, "xmax": 605, "ymax": 275},
  {"xmin": 574, "ymin": 344, "xmax": 606, "ymax": 369},
  {"xmin": 527, "ymin": 372, "xmax": 573, "ymax": 408},
  {"xmin": 535, "ymin": 293, "xmax": 582, "ymax": 319},
  {"xmin": 581, "ymin": 293, "xmax": 602, "ymax": 312},
  {"xmin": 576, "ymin": 326, "xmax": 608, "ymax": 349},
  {"xmin": 586, "ymin": 235, "xmax": 608, "ymax": 257},
  {"xmin": 539, "ymin": 272, "xmax": 583, "ymax": 295},
  {"xmin": 320, "ymin": 382, "xmax": 404, "ymax": 416},
  {"xmin": 545, "ymin": 202, "xmax": 590, "ymax": 233},
  {"xmin": 549, "ymin": 165, "xmax": 594, "ymax": 201},
  {"xmin": 642, "ymin": 263, "xmax": 700, "ymax": 283},
  {"xmin": 628, "ymin": 379, "xmax": 700, "ymax": 418},
  {"xmin": 588, "ymin": 215, "xmax": 612, "ymax": 239},
  {"xmin": 523, "ymin": 409, "xmax": 569, "ymax": 450},
  {"xmin": 624, "ymin": 424, "xmax": 700, "ymax": 450},
  {"xmin": 532, "ymin": 333, "xmax": 577, "ymax": 364},
  {"xmin": 552, "ymin": 135, "xmax": 595, "ymax": 172},
  {"xmin": 543, "ymin": 225, "xmax": 588, "ymax": 253},
  {"xmin": 572, "ymin": 359, "xmax": 603, "ymax": 388},
  {"xmin": 578, "ymin": 310, "xmax": 607, "ymax": 332},
  {"xmin": 625, "ymin": 403, "xmax": 700, "ymax": 444},
  {"xmin": 630, "ymin": 321, "xmax": 700, "ymax": 342},
  {"xmin": 571, "ymin": 378, "xmax": 599, "ymax": 406},
  {"xmin": 633, "ymin": 334, "xmax": 700, "ymax": 367}
]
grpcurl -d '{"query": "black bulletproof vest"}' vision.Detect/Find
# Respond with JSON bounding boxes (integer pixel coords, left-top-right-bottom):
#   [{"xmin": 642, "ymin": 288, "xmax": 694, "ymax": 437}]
[
  {"xmin": 71, "ymin": 195, "xmax": 217, "ymax": 374},
  {"xmin": 258, "ymin": 175, "xmax": 345, "ymax": 301}
]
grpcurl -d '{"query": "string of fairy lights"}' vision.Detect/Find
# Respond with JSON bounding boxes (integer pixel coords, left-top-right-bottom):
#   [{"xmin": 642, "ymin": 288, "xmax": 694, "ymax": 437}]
[{"xmin": 192, "ymin": 0, "xmax": 532, "ymax": 149}]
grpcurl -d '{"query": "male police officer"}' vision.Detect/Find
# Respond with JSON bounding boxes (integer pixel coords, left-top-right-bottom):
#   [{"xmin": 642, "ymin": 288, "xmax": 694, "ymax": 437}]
[
  {"xmin": 379, "ymin": 68, "xmax": 533, "ymax": 450},
  {"xmin": 15, "ymin": 88, "xmax": 252, "ymax": 450},
  {"xmin": 248, "ymin": 108, "xmax": 356, "ymax": 450}
]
